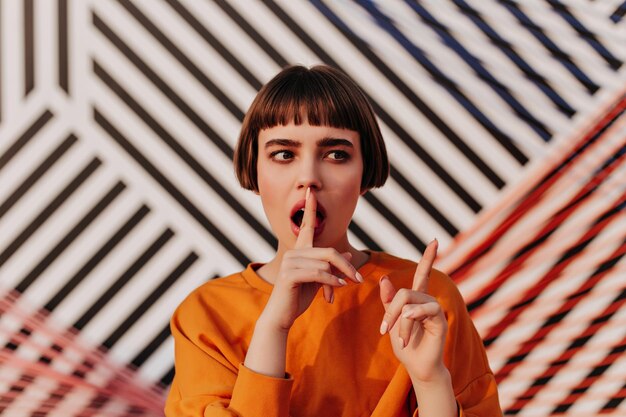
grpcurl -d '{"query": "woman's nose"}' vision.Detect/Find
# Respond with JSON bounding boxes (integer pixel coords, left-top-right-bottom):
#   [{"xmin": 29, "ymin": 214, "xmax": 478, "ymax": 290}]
[{"xmin": 295, "ymin": 159, "xmax": 322, "ymax": 190}]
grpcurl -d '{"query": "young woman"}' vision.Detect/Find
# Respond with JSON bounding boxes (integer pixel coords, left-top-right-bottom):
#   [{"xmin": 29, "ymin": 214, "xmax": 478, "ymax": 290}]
[{"xmin": 165, "ymin": 65, "xmax": 502, "ymax": 416}]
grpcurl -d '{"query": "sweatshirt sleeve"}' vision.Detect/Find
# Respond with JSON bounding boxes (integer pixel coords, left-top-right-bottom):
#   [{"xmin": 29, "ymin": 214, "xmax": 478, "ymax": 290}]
[
  {"xmin": 164, "ymin": 298, "xmax": 294, "ymax": 417},
  {"xmin": 407, "ymin": 371, "xmax": 501, "ymax": 417},
  {"xmin": 445, "ymin": 279, "xmax": 502, "ymax": 416},
  {"xmin": 455, "ymin": 372, "xmax": 501, "ymax": 417}
]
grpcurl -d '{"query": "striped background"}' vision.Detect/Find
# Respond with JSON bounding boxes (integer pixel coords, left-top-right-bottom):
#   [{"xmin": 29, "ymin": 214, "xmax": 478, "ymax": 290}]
[{"xmin": 0, "ymin": 0, "xmax": 625, "ymax": 415}]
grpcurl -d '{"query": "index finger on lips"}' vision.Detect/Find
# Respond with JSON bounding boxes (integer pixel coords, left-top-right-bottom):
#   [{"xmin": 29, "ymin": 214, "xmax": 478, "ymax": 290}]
[
  {"xmin": 412, "ymin": 239, "xmax": 438, "ymax": 292},
  {"xmin": 294, "ymin": 187, "xmax": 316, "ymax": 249}
]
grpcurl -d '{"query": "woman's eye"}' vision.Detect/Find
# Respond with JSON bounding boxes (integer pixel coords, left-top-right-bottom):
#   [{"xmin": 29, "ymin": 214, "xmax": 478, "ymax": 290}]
[
  {"xmin": 327, "ymin": 150, "xmax": 350, "ymax": 161},
  {"xmin": 270, "ymin": 150, "xmax": 294, "ymax": 161}
]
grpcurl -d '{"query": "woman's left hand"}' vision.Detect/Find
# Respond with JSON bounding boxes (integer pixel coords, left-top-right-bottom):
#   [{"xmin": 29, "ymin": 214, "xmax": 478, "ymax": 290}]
[{"xmin": 379, "ymin": 239, "xmax": 449, "ymax": 383}]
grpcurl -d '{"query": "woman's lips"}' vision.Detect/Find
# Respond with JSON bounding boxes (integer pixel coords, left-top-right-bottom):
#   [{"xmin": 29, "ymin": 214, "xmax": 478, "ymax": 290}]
[
  {"xmin": 290, "ymin": 199, "xmax": 327, "ymax": 219},
  {"xmin": 291, "ymin": 214, "xmax": 325, "ymax": 238},
  {"xmin": 289, "ymin": 199, "xmax": 327, "ymax": 239}
]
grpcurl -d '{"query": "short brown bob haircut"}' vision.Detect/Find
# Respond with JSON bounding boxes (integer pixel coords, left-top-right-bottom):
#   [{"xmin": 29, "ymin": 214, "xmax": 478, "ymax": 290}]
[{"xmin": 234, "ymin": 65, "xmax": 389, "ymax": 192}]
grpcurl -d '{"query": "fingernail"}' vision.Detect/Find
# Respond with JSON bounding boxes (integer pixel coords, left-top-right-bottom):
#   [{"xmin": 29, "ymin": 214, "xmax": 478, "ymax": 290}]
[
  {"xmin": 379, "ymin": 275, "xmax": 388, "ymax": 284},
  {"xmin": 379, "ymin": 321, "xmax": 388, "ymax": 334},
  {"xmin": 305, "ymin": 187, "xmax": 311, "ymax": 201},
  {"xmin": 402, "ymin": 311, "xmax": 411, "ymax": 318},
  {"xmin": 330, "ymin": 293, "xmax": 334, "ymax": 304},
  {"xmin": 338, "ymin": 278, "xmax": 347, "ymax": 286},
  {"xmin": 356, "ymin": 271, "xmax": 364, "ymax": 283}
]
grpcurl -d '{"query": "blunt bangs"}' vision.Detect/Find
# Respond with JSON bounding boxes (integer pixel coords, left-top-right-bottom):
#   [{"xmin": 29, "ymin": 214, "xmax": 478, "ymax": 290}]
[{"xmin": 250, "ymin": 67, "xmax": 363, "ymax": 132}]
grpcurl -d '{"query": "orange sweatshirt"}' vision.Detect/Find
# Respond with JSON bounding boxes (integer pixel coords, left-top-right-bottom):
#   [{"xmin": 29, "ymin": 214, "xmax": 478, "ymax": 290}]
[{"xmin": 165, "ymin": 251, "xmax": 502, "ymax": 417}]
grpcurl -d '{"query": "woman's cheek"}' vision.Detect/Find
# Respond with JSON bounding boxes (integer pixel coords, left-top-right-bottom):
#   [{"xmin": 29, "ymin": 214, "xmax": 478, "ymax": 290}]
[
  {"xmin": 257, "ymin": 181, "xmax": 284, "ymax": 232},
  {"xmin": 334, "ymin": 179, "xmax": 362, "ymax": 218}
]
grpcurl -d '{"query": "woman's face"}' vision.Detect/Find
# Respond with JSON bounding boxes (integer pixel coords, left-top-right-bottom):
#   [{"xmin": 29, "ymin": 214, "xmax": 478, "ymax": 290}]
[{"xmin": 257, "ymin": 121, "xmax": 364, "ymax": 251}]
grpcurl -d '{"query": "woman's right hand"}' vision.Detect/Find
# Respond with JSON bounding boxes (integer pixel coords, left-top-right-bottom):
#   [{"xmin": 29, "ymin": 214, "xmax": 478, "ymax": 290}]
[{"xmin": 260, "ymin": 188, "xmax": 363, "ymax": 332}]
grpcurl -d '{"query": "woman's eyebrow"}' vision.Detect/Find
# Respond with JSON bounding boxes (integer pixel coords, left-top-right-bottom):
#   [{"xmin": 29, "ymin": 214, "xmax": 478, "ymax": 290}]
[
  {"xmin": 264, "ymin": 139, "xmax": 300, "ymax": 148},
  {"xmin": 317, "ymin": 137, "xmax": 354, "ymax": 148}
]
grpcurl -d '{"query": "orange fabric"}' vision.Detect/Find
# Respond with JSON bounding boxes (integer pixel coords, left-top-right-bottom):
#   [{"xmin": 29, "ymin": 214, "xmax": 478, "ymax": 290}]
[{"xmin": 165, "ymin": 251, "xmax": 502, "ymax": 417}]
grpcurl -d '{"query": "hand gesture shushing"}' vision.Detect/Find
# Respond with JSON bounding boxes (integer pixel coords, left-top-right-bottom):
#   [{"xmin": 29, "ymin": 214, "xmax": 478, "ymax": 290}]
[{"xmin": 263, "ymin": 188, "xmax": 362, "ymax": 332}]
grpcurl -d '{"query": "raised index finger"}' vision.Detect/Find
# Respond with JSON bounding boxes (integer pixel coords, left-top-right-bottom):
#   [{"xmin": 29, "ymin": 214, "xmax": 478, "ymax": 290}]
[
  {"xmin": 412, "ymin": 239, "xmax": 438, "ymax": 292},
  {"xmin": 294, "ymin": 187, "xmax": 316, "ymax": 249}
]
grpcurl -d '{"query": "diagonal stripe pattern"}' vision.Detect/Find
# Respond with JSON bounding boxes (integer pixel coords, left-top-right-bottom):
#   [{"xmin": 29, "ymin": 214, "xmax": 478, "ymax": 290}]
[{"xmin": 0, "ymin": 0, "xmax": 625, "ymax": 415}]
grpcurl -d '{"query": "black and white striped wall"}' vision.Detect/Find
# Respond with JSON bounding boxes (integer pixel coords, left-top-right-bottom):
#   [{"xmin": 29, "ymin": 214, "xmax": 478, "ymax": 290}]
[{"xmin": 0, "ymin": 1, "xmax": 625, "ymax": 416}]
